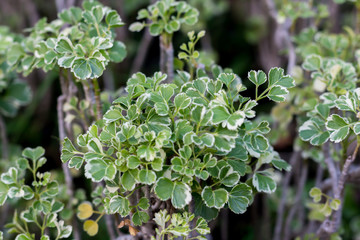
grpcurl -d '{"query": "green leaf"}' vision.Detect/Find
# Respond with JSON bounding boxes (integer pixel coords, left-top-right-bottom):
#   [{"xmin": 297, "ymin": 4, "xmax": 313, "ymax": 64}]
[
  {"xmin": 127, "ymin": 156, "xmax": 141, "ymax": 169},
  {"xmin": 55, "ymin": 37, "xmax": 74, "ymax": 54},
  {"xmin": 7, "ymin": 43, "xmax": 24, "ymax": 65},
  {"xmin": 154, "ymin": 178, "xmax": 191, "ymax": 209},
  {"xmin": 58, "ymin": 55, "xmax": 76, "ymax": 68},
  {"xmin": 88, "ymin": 58, "xmax": 105, "ymax": 78},
  {"xmin": 228, "ymin": 111, "xmax": 246, "ymax": 130},
  {"xmin": 211, "ymin": 106, "xmax": 230, "ymax": 124},
  {"xmin": 228, "ymin": 183, "xmax": 252, "ymax": 214},
  {"xmin": 253, "ymin": 171, "xmax": 276, "ymax": 193},
  {"xmin": 137, "ymin": 145, "xmax": 156, "ymax": 161},
  {"xmin": 354, "ymin": 122, "xmax": 360, "ymax": 135},
  {"xmin": 1, "ymin": 167, "xmax": 18, "ymax": 184},
  {"xmin": 15, "ymin": 234, "xmax": 32, "ymax": 240},
  {"xmin": 174, "ymin": 93, "xmax": 191, "ymax": 110},
  {"xmin": 268, "ymin": 67, "xmax": 295, "ymax": 88},
  {"xmin": 109, "ymin": 196, "xmax": 130, "ymax": 216},
  {"xmin": 84, "ymin": 159, "xmax": 108, "ymax": 182},
  {"xmin": 326, "ymin": 114, "xmax": 350, "ymax": 143},
  {"xmin": 104, "ymin": 108, "xmax": 122, "ymax": 122},
  {"xmin": 272, "ymin": 158, "xmax": 291, "ymax": 171},
  {"xmin": 106, "ymin": 10, "xmax": 124, "ymax": 27},
  {"xmin": 138, "ymin": 197, "xmax": 150, "ymax": 210},
  {"xmin": 248, "ymin": 70, "xmax": 266, "ymax": 86},
  {"xmin": 121, "ymin": 170, "xmax": 138, "ymax": 191},
  {"xmin": 149, "ymin": 23, "xmax": 162, "ymax": 36},
  {"xmin": 87, "ymin": 138, "xmax": 103, "ymax": 154},
  {"xmin": 193, "ymin": 193, "xmax": 218, "ymax": 221},
  {"xmin": 219, "ymin": 166, "xmax": 240, "ymax": 187},
  {"xmin": 299, "ymin": 120, "xmax": 330, "ymax": 145},
  {"xmin": 330, "ymin": 199, "xmax": 341, "ymax": 210},
  {"xmin": 268, "ymin": 86, "xmax": 288, "ymax": 102},
  {"xmin": 108, "ymin": 41, "xmax": 127, "ymax": 63},
  {"xmin": 172, "ymin": 182, "xmax": 191, "ymax": 209},
  {"xmin": 201, "ymin": 187, "xmax": 228, "ymax": 209},
  {"xmin": 41, "ymin": 181, "xmax": 58, "ymax": 198},
  {"xmin": 129, "ymin": 22, "xmax": 144, "ymax": 32},
  {"xmin": 303, "ymin": 54, "xmax": 322, "ymax": 71},
  {"xmin": 56, "ymin": 220, "xmax": 72, "ymax": 238},
  {"xmin": 0, "ymin": 182, "xmax": 8, "ymax": 206},
  {"xmin": 132, "ymin": 211, "xmax": 150, "ymax": 226},
  {"xmin": 309, "ymin": 187, "xmax": 322, "ymax": 203},
  {"xmin": 23, "ymin": 147, "xmax": 45, "ymax": 161},
  {"xmin": 154, "ymin": 177, "xmax": 173, "ymax": 201},
  {"xmin": 72, "ymin": 58, "xmax": 91, "ymax": 80},
  {"xmin": 195, "ymin": 217, "xmax": 210, "ymax": 235},
  {"xmin": 58, "ymin": 7, "xmax": 82, "ymax": 24},
  {"xmin": 139, "ymin": 169, "xmax": 156, "ymax": 185},
  {"xmin": 217, "ymin": 73, "xmax": 236, "ymax": 86},
  {"xmin": 213, "ymin": 128, "xmax": 237, "ymax": 153},
  {"xmin": 335, "ymin": 94, "xmax": 356, "ymax": 113}
]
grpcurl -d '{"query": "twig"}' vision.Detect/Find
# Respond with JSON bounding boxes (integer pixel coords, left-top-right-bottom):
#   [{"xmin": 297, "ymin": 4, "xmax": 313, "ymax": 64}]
[
  {"xmin": 317, "ymin": 144, "xmax": 360, "ymax": 237},
  {"xmin": 188, "ymin": 199, "xmax": 197, "ymax": 238},
  {"xmin": 105, "ymin": 214, "xmax": 117, "ymax": 240},
  {"xmin": 0, "ymin": 115, "xmax": 9, "ymax": 159},
  {"xmin": 283, "ymin": 161, "xmax": 308, "ymax": 240},
  {"xmin": 323, "ymin": 142, "xmax": 339, "ymax": 195},
  {"xmin": 57, "ymin": 95, "xmax": 81, "ymax": 240},
  {"xmin": 131, "ymin": 30, "xmax": 153, "ymax": 74},
  {"xmin": 159, "ymin": 34, "xmax": 174, "ymax": 83},
  {"xmin": 273, "ymin": 151, "xmax": 300, "ymax": 240},
  {"xmin": 262, "ymin": 0, "xmax": 296, "ymax": 74}
]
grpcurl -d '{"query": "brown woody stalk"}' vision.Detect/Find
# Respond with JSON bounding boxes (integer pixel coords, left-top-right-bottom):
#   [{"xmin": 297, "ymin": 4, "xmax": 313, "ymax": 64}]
[
  {"xmin": 160, "ymin": 34, "xmax": 174, "ymax": 83},
  {"xmin": 317, "ymin": 144, "xmax": 360, "ymax": 238}
]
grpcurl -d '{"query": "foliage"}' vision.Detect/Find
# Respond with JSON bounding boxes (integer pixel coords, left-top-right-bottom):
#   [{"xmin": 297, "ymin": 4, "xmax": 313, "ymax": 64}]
[
  {"xmin": 151, "ymin": 210, "xmax": 210, "ymax": 240},
  {"xmin": 129, "ymin": 0, "xmax": 199, "ymax": 36},
  {"xmin": 0, "ymin": 0, "xmax": 305, "ymax": 239},
  {"xmin": 6, "ymin": 1, "xmax": 126, "ymax": 80},
  {"xmin": 0, "ymin": 27, "xmax": 31, "ymax": 117},
  {"xmin": 0, "ymin": 147, "xmax": 72, "ymax": 239},
  {"xmin": 61, "ymin": 64, "xmax": 293, "ymax": 235},
  {"xmin": 269, "ymin": 0, "xmax": 360, "ymax": 238}
]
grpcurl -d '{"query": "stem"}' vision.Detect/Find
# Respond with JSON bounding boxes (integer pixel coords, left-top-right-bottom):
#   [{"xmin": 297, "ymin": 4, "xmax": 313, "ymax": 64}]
[
  {"xmin": 131, "ymin": 29, "xmax": 153, "ymax": 73},
  {"xmin": 160, "ymin": 33, "xmax": 174, "ymax": 83},
  {"xmin": 273, "ymin": 151, "xmax": 300, "ymax": 240},
  {"xmin": 283, "ymin": 161, "xmax": 308, "ymax": 240},
  {"xmin": 317, "ymin": 143, "xmax": 360, "ymax": 238},
  {"xmin": 356, "ymin": 2, "xmax": 360, "ymax": 34},
  {"xmin": 0, "ymin": 115, "xmax": 8, "ymax": 159},
  {"xmin": 92, "ymin": 78, "xmax": 102, "ymax": 120}
]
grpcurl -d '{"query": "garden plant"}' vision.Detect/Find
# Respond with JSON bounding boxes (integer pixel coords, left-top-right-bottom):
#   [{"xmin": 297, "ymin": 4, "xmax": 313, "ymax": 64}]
[{"xmin": 1, "ymin": 0, "xmax": 360, "ymax": 240}]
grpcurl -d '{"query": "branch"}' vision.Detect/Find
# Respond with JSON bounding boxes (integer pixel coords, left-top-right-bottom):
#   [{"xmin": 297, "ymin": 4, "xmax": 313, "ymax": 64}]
[
  {"xmin": 159, "ymin": 34, "xmax": 174, "ymax": 83},
  {"xmin": 262, "ymin": 0, "xmax": 296, "ymax": 74},
  {"xmin": 273, "ymin": 151, "xmax": 301, "ymax": 240},
  {"xmin": 317, "ymin": 144, "xmax": 360, "ymax": 237},
  {"xmin": 323, "ymin": 142, "xmax": 339, "ymax": 195},
  {"xmin": 283, "ymin": 161, "xmax": 308, "ymax": 240},
  {"xmin": 57, "ymin": 95, "xmax": 81, "ymax": 240},
  {"xmin": 0, "ymin": 115, "xmax": 9, "ymax": 159},
  {"xmin": 131, "ymin": 30, "xmax": 153, "ymax": 74}
]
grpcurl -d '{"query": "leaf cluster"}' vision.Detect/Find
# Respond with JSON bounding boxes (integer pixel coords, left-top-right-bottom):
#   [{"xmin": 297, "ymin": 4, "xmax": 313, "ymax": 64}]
[{"xmin": 0, "ymin": 147, "xmax": 72, "ymax": 240}]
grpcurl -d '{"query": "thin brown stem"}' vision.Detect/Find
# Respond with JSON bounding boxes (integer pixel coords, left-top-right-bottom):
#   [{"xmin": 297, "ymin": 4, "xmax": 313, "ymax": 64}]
[
  {"xmin": 0, "ymin": 115, "xmax": 9, "ymax": 159},
  {"xmin": 283, "ymin": 161, "xmax": 308, "ymax": 240},
  {"xmin": 160, "ymin": 34, "xmax": 174, "ymax": 83},
  {"xmin": 131, "ymin": 30, "xmax": 153, "ymax": 74},
  {"xmin": 317, "ymin": 143, "xmax": 360, "ymax": 238}
]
